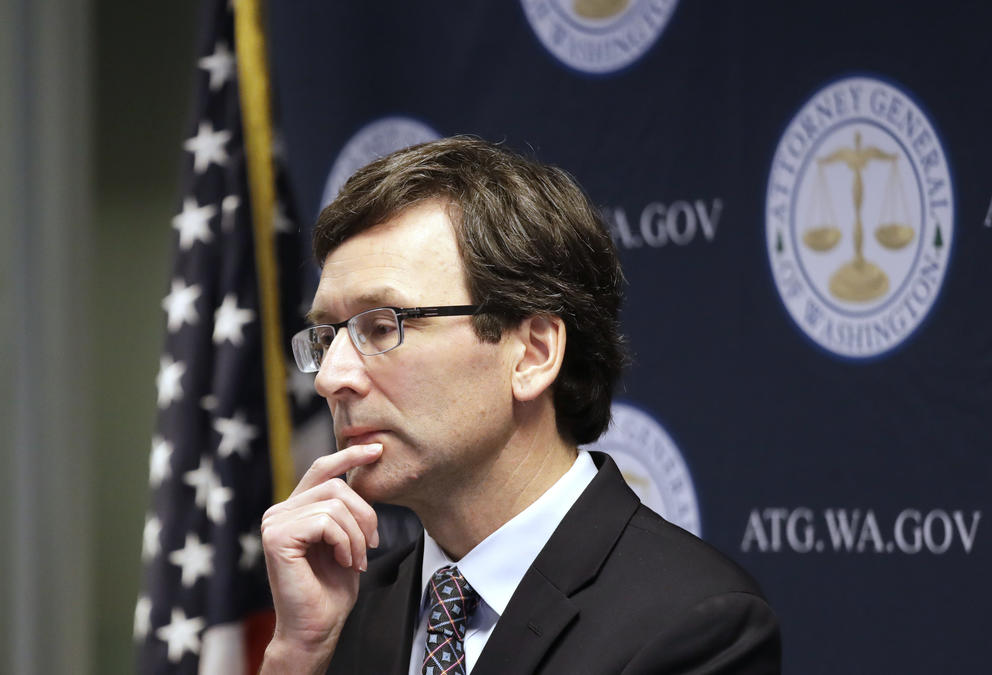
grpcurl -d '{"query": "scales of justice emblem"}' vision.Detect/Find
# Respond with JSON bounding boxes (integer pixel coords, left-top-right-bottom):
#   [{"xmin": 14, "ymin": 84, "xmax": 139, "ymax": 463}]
[
  {"xmin": 572, "ymin": 0, "xmax": 630, "ymax": 18},
  {"xmin": 767, "ymin": 76, "xmax": 954, "ymax": 358},
  {"xmin": 802, "ymin": 130, "xmax": 916, "ymax": 303},
  {"xmin": 520, "ymin": 0, "xmax": 679, "ymax": 75}
]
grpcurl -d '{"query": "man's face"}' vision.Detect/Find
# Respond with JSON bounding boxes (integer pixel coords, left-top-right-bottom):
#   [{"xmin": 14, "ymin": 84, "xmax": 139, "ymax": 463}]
[{"xmin": 309, "ymin": 200, "xmax": 517, "ymax": 507}]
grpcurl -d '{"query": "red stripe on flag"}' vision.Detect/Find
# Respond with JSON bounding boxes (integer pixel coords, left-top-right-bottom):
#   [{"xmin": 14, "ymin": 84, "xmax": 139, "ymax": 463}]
[{"xmin": 244, "ymin": 608, "xmax": 275, "ymax": 674}]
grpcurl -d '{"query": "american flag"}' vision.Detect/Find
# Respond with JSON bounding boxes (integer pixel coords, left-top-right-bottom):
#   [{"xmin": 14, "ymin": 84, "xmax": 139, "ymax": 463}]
[
  {"xmin": 135, "ymin": 1, "xmax": 428, "ymax": 670},
  {"xmin": 134, "ymin": 1, "xmax": 314, "ymax": 671}
]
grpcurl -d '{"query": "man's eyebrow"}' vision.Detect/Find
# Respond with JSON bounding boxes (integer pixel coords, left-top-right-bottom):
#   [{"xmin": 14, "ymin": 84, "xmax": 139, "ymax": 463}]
[
  {"xmin": 304, "ymin": 307, "xmax": 332, "ymax": 326},
  {"xmin": 305, "ymin": 287, "xmax": 410, "ymax": 326},
  {"xmin": 355, "ymin": 287, "xmax": 407, "ymax": 307}
]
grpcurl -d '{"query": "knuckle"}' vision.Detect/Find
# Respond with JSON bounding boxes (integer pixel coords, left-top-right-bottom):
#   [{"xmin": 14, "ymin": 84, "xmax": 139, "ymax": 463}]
[
  {"xmin": 353, "ymin": 502, "xmax": 377, "ymax": 528},
  {"xmin": 320, "ymin": 518, "xmax": 344, "ymax": 542},
  {"xmin": 261, "ymin": 503, "xmax": 282, "ymax": 523},
  {"xmin": 260, "ymin": 521, "xmax": 280, "ymax": 547}
]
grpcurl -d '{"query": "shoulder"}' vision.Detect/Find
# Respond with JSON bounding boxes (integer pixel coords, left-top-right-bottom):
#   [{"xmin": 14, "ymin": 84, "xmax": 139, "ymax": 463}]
[
  {"xmin": 550, "ymin": 506, "xmax": 781, "ymax": 673},
  {"xmin": 619, "ymin": 504, "xmax": 767, "ymax": 599},
  {"xmin": 549, "ymin": 455, "xmax": 781, "ymax": 671},
  {"xmin": 573, "ymin": 453, "xmax": 767, "ymax": 601},
  {"xmin": 564, "ymin": 501, "xmax": 771, "ymax": 633}
]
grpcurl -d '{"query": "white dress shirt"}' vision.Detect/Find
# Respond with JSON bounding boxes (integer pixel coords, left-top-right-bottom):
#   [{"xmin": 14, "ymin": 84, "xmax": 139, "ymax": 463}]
[{"xmin": 408, "ymin": 450, "xmax": 598, "ymax": 675}]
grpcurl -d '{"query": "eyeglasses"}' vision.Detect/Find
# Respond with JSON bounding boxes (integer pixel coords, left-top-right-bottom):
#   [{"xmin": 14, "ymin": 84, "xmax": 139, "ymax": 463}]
[{"xmin": 290, "ymin": 305, "xmax": 480, "ymax": 372}]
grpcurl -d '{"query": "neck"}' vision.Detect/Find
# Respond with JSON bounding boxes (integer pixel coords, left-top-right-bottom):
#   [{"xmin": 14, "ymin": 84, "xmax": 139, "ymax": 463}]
[{"xmin": 412, "ymin": 411, "xmax": 576, "ymax": 561}]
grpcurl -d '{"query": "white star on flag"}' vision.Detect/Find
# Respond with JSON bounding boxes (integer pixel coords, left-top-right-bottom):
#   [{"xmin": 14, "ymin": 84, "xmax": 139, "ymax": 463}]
[
  {"xmin": 149, "ymin": 436, "xmax": 174, "ymax": 488},
  {"xmin": 181, "ymin": 456, "xmax": 233, "ymax": 524},
  {"xmin": 198, "ymin": 40, "xmax": 235, "ymax": 92},
  {"xmin": 213, "ymin": 293, "xmax": 255, "ymax": 345},
  {"xmin": 239, "ymin": 532, "xmax": 262, "ymax": 570},
  {"xmin": 287, "ymin": 366, "xmax": 316, "ymax": 407},
  {"xmin": 206, "ymin": 481, "xmax": 233, "ymax": 525},
  {"xmin": 183, "ymin": 120, "xmax": 231, "ymax": 174},
  {"xmin": 156, "ymin": 607, "xmax": 206, "ymax": 663},
  {"xmin": 183, "ymin": 456, "xmax": 217, "ymax": 510},
  {"xmin": 213, "ymin": 411, "xmax": 258, "ymax": 459},
  {"xmin": 134, "ymin": 596, "xmax": 152, "ymax": 641},
  {"xmin": 168, "ymin": 533, "xmax": 215, "ymax": 588},
  {"xmin": 155, "ymin": 355, "xmax": 186, "ymax": 408},
  {"xmin": 161, "ymin": 278, "xmax": 202, "ymax": 333},
  {"xmin": 142, "ymin": 514, "xmax": 162, "ymax": 562},
  {"xmin": 172, "ymin": 197, "xmax": 216, "ymax": 250},
  {"xmin": 221, "ymin": 194, "xmax": 240, "ymax": 232},
  {"xmin": 272, "ymin": 201, "xmax": 294, "ymax": 233},
  {"xmin": 200, "ymin": 394, "xmax": 219, "ymax": 411}
]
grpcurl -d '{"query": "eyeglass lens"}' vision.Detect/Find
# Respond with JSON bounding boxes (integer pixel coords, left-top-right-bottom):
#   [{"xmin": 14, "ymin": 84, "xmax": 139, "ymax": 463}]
[
  {"xmin": 293, "ymin": 307, "xmax": 402, "ymax": 369},
  {"xmin": 349, "ymin": 308, "xmax": 401, "ymax": 355}
]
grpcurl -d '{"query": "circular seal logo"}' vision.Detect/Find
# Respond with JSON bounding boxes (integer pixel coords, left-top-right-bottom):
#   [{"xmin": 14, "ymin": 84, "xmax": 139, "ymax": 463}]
[
  {"xmin": 584, "ymin": 402, "xmax": 700, "ymax": 536},
  {"xmin": 520, "ymin": 0, "xmax": 679, "ymax": 75},
  {"xmin": 320, "ymin": 116, "xmax": 441, "ymax": 209},
  {"xmin": 766, "ymin": 76, "xmax": 954, "ymax": 358}
]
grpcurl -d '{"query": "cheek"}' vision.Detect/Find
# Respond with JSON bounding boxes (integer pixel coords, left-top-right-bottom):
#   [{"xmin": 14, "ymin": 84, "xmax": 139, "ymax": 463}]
[
  {"xmin": 385, "ymin": 339, "xmax": 512, "ymax": 428},
  {"xmin": 438, "ymin": 347, "xmax": 514, "ymax": 431}
]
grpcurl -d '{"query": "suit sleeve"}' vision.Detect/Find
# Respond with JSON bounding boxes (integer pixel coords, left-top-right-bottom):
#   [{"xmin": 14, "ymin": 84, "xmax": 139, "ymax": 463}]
[{"xmin": 621, "ymin": 591, "xmax": 781, "ymax": 675}]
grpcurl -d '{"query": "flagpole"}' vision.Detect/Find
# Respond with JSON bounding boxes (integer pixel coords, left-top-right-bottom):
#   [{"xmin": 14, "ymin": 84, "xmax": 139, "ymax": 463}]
[{"xmin": 233, "ymin": 0, "xmax": 295, "ymax": 502}]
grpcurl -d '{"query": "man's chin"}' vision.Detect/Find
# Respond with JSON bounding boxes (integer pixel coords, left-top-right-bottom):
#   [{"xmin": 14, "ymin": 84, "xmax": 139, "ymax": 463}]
[{"xmin": 346, "ymin": 462, "xmax": 412, "ymax": 506}]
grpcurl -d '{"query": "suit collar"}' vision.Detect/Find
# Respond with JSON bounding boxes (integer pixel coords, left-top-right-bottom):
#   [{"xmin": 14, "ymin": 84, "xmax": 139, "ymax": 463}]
[
  {"xmin": 472, "ymin": 452, "xmax": 640, "ymax": 675},
  {"xmin": 530, "ymin": 452, "xmax": 640, "ymax": 594}
]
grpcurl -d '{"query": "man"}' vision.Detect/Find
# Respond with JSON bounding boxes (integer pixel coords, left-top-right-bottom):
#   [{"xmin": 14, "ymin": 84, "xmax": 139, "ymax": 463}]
[{"xmin": 261, "ymin": 137, "xmax": 780, "ymax": 674}]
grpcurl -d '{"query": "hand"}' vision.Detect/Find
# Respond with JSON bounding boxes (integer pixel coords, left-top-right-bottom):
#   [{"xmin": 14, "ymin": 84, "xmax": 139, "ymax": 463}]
[{"xmin": 260, "ymin": 443, "xmax": 382, "ymax": 673}]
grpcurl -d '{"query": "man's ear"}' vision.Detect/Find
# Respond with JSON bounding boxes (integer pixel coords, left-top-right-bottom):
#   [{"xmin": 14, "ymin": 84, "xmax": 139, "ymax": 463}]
[{"xmin": 509, "ymin": 315, "xmax": 566, "ymax": 402}]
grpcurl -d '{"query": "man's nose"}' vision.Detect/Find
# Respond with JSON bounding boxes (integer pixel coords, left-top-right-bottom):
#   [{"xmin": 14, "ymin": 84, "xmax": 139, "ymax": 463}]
[{"xmin": 313, "ymin": 328, "xmax": 370, "ymax": 401}]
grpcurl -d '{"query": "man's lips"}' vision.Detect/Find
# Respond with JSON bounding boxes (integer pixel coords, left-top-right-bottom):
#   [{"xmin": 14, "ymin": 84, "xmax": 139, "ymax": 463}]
[{"xmin": 340, "ymin": 429, "xmax": 387, "ymax": 448}]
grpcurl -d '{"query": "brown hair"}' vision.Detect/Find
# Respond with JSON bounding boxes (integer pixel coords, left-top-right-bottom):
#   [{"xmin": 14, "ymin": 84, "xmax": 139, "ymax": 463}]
[{"xmin": 313, "ymin": 136, "xmax": 625, "ymax": 444}]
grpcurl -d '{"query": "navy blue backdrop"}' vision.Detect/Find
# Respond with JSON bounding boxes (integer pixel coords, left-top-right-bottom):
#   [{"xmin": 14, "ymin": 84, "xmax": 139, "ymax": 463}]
[{"xmin": 265, "ymin": 2, "xmax": 991, "ymax": 672}]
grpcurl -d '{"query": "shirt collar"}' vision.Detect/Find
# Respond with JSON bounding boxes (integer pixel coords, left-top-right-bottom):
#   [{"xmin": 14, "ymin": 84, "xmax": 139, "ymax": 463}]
[{"xmin": 419, "ymin": 450, "xmax": 597, "ymax": 617}]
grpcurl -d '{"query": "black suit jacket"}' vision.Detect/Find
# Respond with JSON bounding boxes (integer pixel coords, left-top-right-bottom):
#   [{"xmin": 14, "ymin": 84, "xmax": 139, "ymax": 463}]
[{"xmin": 327, "ymin": 452, "xmax": 781, "ymax": 674}]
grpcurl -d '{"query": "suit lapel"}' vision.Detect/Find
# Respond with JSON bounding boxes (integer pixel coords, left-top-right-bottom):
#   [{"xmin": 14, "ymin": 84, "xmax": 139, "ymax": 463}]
[
  {"xmin": 470, "ymin": 571, "xmax": 578, "ymax": 675},
  {"xmin": 473, "ymin": 453, "xmax": 640, "ymax": 674},
  {"xmin": 355, "ymin": 535, "xmax": 424, "ymax": 675}
]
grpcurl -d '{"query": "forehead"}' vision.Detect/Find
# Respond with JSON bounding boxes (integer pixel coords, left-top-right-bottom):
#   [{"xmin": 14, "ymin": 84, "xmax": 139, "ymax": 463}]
[{"xmin": 310, "ymin": 200, "xmax": 468, "ymax": 319}]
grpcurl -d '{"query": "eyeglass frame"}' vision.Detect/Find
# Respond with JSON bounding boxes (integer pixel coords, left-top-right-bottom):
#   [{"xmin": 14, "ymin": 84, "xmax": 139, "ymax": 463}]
[{"xmin": 291, "ymin": 304, "xmax": 481, "ymax": 372}]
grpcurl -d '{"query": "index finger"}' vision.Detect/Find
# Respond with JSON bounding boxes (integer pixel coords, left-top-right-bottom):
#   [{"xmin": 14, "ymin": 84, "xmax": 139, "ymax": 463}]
[{"xmin": 290, "ymin": 443, "xmax": 383, "ymax": 497}]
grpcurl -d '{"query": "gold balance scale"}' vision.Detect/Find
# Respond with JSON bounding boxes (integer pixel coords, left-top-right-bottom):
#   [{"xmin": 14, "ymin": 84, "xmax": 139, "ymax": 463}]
[
  {"xmin": 573, "ymin": 0, "xmax": 629, "ymax": 19},
  {"xmin": 802, "ymin": 131, "xmax": 915, "ymax": 302}
]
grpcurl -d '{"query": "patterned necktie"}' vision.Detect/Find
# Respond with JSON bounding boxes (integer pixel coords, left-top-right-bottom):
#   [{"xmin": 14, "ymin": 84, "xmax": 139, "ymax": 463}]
[{"xmin": 422, "ymin": 565, "xmax": 480, "ymax": 675}]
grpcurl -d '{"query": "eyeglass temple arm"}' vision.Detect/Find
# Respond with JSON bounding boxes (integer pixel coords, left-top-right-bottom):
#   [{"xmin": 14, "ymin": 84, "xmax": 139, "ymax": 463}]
[{"xmin": 400, "ymin": 305, "xmax": 479, "ymax": 319}]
